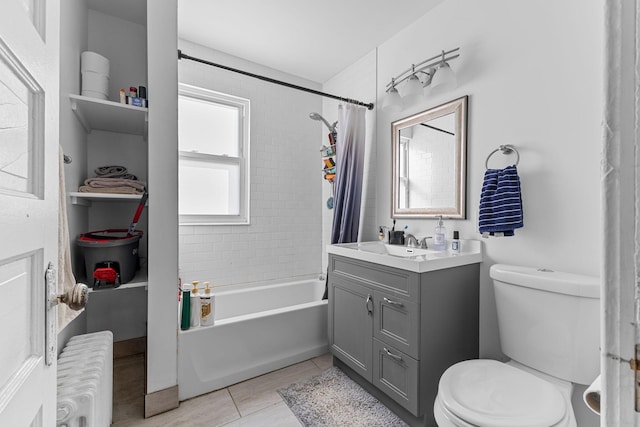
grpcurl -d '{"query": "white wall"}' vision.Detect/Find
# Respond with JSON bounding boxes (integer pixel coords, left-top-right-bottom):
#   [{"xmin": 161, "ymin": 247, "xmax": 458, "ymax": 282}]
[
  {"xmin": 146, "ymin": 0, "xmax": 179, "ymax": 399},
  {"xmin": 87, "ymin": 9, "xmax": 147, "ymax": 102},
  {"xmin": 375, "ymin": 0, "xmax": 603, "ymax": 356},
  {"xmin": 325, "ymin": 1, "xmax": 602, "ymax": 426},
  {"xmin": 178, "ymin": 39, "xmax": 323, "ymax": 287}
]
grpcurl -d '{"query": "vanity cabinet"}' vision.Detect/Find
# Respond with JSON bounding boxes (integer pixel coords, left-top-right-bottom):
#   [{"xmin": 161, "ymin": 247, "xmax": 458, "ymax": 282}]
[{"xmin": 328, "ymin": 254, "xmax": 479, "ymax": 424}]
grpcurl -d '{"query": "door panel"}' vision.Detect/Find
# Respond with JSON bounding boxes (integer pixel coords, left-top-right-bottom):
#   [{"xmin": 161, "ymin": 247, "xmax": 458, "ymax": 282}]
[
  {"xmin": 373, "ymin": 290, "xmax": 419, "ymax": 359},
  {"xmin": 0, "ymin": 1, "xmax": 59, "ymax": 425},
  {"xmin": 372, "ymin": 338, "xmax": 420, "ymax": 416},
  {"xmin": 329, "ymin": 277, "xmax": 373, "ymax": 381},
  {"xmin": 0, "ymin": 253, "xmax": 41, "ymax": 387},
  {"xmin": 0, "ymin": 39, "xmax": 44, "ymax": 197}
]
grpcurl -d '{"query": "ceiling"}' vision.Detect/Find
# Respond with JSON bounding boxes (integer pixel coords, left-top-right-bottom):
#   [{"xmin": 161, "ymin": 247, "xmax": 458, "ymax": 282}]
[{"xmin": 178, "ymin": 0, "xmax": 444, "ymax": 84}]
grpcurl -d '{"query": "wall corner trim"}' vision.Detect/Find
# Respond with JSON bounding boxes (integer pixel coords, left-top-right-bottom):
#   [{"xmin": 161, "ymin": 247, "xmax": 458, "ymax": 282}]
[{"xmin": 144, "ymin": 385, "xmax": 179, "ymax": 418}]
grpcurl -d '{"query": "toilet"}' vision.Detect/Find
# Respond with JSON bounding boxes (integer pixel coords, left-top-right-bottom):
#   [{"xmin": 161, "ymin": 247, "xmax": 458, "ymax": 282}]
[{"xmin": 433, "ymin": 264, "xmax": 600, "ymax": 427}]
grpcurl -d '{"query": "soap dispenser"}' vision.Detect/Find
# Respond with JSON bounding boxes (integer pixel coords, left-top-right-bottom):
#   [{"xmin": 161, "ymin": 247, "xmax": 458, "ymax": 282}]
[{"xmin": 433, "ymin": 216, "xmax": 447, "ymax": 251}]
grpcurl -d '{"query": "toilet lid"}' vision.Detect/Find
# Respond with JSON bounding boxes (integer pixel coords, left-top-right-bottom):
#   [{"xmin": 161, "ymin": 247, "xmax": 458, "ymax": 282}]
[{"xmin": 438, "ymin": 360, "xmax": 566, "ymax": 427}]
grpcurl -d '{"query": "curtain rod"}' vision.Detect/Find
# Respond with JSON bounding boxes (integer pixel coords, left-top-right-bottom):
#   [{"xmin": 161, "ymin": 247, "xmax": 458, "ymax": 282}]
[{"xmin": 178, "ymin": 50, "xmax": 374, "ymax": 110}]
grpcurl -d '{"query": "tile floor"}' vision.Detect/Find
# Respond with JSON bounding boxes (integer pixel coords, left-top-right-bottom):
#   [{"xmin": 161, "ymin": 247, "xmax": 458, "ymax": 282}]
[{"xmin": 111, "ymin": 353, "xmax": 333, "ymax": 426}]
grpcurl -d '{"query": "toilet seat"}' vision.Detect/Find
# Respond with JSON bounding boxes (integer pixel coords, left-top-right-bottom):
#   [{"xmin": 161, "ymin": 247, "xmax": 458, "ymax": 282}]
[{"xmin": 437, "ymin": 360, "xmax": 566, "ymax": 427}]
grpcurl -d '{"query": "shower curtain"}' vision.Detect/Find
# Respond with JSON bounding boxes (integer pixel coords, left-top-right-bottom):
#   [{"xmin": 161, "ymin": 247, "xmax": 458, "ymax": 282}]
[
  {"xmin": 323, "ymin": 104, "xmax": 366, "ymax": 299},
  {"xmin": 331, "ymin": 104, "xmax": 366, "ymax": 244}
]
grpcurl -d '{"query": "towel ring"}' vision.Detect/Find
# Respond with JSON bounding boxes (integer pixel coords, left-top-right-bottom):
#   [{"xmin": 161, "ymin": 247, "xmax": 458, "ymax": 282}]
[{"xmin": 485, "ymin": 144, "xmax": 520, "ymax": 170}]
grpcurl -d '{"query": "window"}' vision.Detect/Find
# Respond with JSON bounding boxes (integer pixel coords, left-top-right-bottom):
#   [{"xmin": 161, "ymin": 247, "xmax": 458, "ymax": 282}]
[{"xmin": 178, "ymin": 84, "xmax": 250, "ymax": 224}]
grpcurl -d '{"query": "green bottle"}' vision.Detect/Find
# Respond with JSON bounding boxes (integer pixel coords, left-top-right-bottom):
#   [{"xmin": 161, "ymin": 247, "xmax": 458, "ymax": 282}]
[{"xmin": 180, "ymin": 283, "xmax": 192, "ymax": 330}]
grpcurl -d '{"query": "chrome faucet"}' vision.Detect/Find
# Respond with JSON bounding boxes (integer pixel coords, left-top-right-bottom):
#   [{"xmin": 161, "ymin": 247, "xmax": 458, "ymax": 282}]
[
  {"xmin": 419, "ymin": 237, "xmax": 429, "ymax": 249},
  {"xmin": 405, "ymin": 234, "xmax": 419, "ymax": 248},
  {"xmin": 405, "ymin": 234, "xmax": 429, "ymax": 249}
]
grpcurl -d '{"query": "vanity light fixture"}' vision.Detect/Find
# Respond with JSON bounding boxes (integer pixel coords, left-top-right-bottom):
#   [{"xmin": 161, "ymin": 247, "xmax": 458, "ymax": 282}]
[{"xmin": 382, "ymin": 47, "xmax": 460, "ymax": 112}]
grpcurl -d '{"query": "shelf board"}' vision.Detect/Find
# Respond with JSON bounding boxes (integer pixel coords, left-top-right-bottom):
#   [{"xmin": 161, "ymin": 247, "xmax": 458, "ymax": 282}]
[
  {"xmin": 68, "ymin": 191, "xmax": 144, "ymax": 206},
  {"xmin": 69, "ymin": 94, "xmax": 148, "ymax": 137},
  {"xmin": 88, "ymin": 269, "xmax": 148, "ymax": 293}
]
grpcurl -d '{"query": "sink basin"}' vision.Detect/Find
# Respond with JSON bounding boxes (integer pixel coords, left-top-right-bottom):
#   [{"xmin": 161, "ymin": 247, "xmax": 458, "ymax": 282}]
[
  {"xmin": 327, "ymin": 240, "xmax": 482, "ymax": 273},
  {"xmin": 384, "ymin": 244, "xmax": 437, "ymax": 258}
]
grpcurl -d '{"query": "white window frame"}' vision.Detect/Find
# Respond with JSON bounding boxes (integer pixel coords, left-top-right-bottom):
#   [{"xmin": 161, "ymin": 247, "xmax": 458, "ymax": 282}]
[{"xmin": 178, "ymin": 83, "xmax": 250, "ymax": 225}]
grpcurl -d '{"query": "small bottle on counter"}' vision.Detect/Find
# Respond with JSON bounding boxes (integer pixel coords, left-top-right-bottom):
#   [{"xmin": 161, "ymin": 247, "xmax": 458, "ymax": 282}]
[
  {"xmin": 119, "ymin": 87, "xmax": 126, "ymax": 104},
  {"xmin": 190, "ymin": 281, "xmax": 200, "ymax": 327},
  {"xmin": 200, "ymin": 282, "xmax": 214, "ymax": 326},
  {"xmin": 138, "ymin": 85, "xmax": 148, "ymax": 107},
  {"xmin": 180, "ymin": 283, "xmax": 191, "ymax": 331},
  {"xmin": 451, "ymin": 230, "xmax": 460, "ymax": 255}
]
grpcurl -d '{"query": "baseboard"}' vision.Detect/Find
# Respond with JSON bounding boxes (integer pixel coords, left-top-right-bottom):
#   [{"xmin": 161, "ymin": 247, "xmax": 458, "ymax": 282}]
[{"xmin": 145, "ymin": 385, "xmax": 179, "ymax": 418}]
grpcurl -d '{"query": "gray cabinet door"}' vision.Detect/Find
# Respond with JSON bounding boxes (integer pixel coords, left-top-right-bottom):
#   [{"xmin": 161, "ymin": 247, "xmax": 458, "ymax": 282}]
[
  {"xmin": 372, "ymin": 338, "xmax": 420, "ymax": 416},
  {"xmin": 329, "ymin": 276, "xmax": 373, "ymax": 382}
]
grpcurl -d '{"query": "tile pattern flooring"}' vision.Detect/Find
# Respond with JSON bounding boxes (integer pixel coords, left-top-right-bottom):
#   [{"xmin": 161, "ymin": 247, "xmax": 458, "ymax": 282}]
[{"xmin": 111, "ymin": 353, "xmax": 333, "ymax": 426}]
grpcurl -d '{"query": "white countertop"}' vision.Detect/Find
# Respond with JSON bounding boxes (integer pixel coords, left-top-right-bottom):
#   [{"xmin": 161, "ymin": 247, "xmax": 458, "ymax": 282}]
[{"xmin": 327, "ymin": 240, "xmax": 483, "ymax": 273}]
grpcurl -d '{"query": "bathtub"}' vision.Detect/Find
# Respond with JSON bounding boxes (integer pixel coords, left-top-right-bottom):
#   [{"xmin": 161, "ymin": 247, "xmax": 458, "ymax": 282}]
[{"xmin": 178, "ymin": 278, "xmax": 328, "ymax": 400}]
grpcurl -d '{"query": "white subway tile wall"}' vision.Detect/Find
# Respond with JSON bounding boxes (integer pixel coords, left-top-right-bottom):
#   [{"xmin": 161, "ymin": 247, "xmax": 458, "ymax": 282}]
[{"xmin": 178, "ymin": 40, "xmax": 323, "ymax": 286}]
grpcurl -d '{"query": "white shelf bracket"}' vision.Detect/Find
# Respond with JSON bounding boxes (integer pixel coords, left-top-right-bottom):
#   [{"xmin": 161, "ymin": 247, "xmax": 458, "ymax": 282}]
[
  {"xmin": 70, "ymin": 98, "xmax": 91, "ymax": 133},
  {"xmin": 69, "ymin": 193, "xmax": 91, "ymax": 207}
]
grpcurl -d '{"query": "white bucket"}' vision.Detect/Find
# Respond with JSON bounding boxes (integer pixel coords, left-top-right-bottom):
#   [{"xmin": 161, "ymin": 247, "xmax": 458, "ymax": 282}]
[{"xmin": 81, "ymin": 51, "xmax": 110, "ymax": 75}]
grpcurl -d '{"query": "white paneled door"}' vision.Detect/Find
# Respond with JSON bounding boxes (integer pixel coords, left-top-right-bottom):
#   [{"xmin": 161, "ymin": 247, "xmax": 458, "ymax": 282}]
[{"xmin": 0, "ymin": 0, "xmax": 59, "ymax": 425}]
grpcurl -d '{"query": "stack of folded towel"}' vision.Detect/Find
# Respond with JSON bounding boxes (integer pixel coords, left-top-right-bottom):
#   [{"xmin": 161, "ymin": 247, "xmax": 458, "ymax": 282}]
[
  {"xmin": 79, "ymin": 165, "xmax": 146, "ymax": 195},
  {"xmin": 478, "ymin": 165, "xmax": 523, "ymax": 237}
]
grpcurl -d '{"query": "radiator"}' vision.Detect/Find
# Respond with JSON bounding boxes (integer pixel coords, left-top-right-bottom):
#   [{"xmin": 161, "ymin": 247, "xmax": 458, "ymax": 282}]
[{"xmin": 57, "ymin": 331, "xmax": 113, "ymax": 427}]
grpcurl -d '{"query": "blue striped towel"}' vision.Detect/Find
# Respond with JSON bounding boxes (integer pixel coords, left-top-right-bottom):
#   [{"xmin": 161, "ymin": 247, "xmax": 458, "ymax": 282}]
[{"xmin": 479, "ymin": 165, "xmax": 523, "ymax": 237}]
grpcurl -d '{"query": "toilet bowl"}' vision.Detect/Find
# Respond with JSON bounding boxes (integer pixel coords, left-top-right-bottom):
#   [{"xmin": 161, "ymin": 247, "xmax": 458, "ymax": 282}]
[{"xmin": 433, "ymin": 264, "xmax": 599, "ymax": 427}]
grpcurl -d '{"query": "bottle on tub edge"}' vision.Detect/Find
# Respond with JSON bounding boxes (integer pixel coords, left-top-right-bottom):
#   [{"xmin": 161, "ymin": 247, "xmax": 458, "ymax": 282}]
[
  {"xmin": 190, "ymin": 281, "xmax": 201, "ymax": 327},
  {"xmin": 180, "ymin": 283, "xmax": 192, "ymax": 331},
  {"xmin": 200, "ymin": 282, "xmax": 214, "ymax": 326}
]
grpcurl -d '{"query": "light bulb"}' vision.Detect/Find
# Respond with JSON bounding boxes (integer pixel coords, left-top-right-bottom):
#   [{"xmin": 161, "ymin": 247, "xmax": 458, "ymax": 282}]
[
  {"xmin": 382, "ymin": 86, "xmax": 402, "ymax": 113},
  {"xmin": 422, "ymin": 67, "xmax": 436, "ymax": 97},
  {"xmin": 431, "ymin": 62, "xmax": 457, "ymax": 92},
  {"xmin": 401, "ymin": 74, "xmax": 423, "ymax": 106}
]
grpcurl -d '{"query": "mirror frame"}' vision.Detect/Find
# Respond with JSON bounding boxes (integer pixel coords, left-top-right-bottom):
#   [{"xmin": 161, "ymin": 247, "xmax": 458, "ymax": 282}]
[{"xmin": 391, "ymin": 95, "xmax": 468, "ymax": 219}]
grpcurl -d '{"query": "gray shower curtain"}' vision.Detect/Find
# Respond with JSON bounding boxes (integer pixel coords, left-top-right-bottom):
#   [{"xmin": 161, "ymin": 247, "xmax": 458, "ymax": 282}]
[
  {"xmin": 331, "ymin": 104, "xmax": 366, "ymax": 244},
  {"xmin": 323, "ymin": 104, "xmax": 366, "ymax": 300}
]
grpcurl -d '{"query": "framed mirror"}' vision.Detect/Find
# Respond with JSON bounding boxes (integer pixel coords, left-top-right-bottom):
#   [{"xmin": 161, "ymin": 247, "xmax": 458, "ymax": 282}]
[{"xmin": 392, "ymin": 95, "xmax": 468, "ymax": 219}]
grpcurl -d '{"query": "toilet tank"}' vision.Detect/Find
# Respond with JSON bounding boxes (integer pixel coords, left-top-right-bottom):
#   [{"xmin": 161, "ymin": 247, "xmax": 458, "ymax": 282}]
[{"xmin": 490, "ymin": 264, "xmax": 600, "ymax": 385}]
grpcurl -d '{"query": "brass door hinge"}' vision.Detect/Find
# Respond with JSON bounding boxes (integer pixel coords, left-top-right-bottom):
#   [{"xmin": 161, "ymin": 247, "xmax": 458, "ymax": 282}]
[
  {"xmin": 606, "ymin": 347, "xmax": 640, "ymax": 412},
  {"xmin": 636, "ymin": 344, "xmax": 640, "ymax": 412}
]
